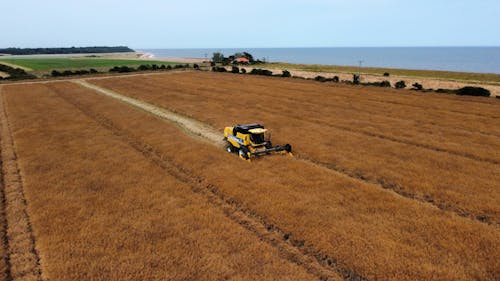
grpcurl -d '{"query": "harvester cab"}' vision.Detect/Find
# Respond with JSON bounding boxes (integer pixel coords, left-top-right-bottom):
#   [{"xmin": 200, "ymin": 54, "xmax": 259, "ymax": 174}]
[{"xmin": 223, "ymin": 123, "xmax": 292, "ymax": 160}]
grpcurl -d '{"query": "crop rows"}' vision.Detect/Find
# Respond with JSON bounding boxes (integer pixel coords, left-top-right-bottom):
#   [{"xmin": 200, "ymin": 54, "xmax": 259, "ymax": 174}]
[
  {"xmin": 0, "ymin": 83, "xmax": 321, "ymax": 280},
  {"xmin": 42, "ymin": 81, "xmax": 499, "ymax": 280},
  {"xmin": 90, "ymin": 72, "xmax": 500, "ymax": 225},
  {"xmin": 0, "ymin": 72, "xmax": 498, "ymax": 280}
]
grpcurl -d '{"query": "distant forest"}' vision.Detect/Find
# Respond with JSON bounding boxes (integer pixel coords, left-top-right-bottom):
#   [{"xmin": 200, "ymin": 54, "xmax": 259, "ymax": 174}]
[{"xmin": 0, "ymin": 46, "xmax": 134, "ymax": 55}]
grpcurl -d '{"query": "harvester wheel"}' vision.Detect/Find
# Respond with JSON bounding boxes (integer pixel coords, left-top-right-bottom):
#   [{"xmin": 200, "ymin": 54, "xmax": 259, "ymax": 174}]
[
  {"xmin": 238, "ymin": 148, "xmax": 249, "ymax": 160},
  {"xmin": 226, "ymin": 142, "xmax": 235, "ymax": 153}
]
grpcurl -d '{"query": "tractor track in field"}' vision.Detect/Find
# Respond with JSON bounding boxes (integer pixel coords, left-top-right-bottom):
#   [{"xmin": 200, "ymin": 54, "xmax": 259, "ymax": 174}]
[
  {"xmin": 74, "ymin": 81, "xmax": 498, "ymax": 227},
  {"xmin": 53, "ymin": 87, "xmax": 366, "ymax": 281},
  {"xmin": 0, "ymin": 88, "xmax": 44, "ymax": 281},
  {"xmin": 113, "ymin": 77, "xmax": 500, "ymax": 164}
]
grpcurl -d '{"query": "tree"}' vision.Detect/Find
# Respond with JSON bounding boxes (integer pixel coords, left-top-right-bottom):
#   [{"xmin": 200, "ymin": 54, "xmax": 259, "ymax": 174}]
[
  {"xmin": 456, "ymin": 86, "xmax": 490, "ymax": 97},
  {"xmin": 412, "ymin": 82, "xmax": 423, "ymax": 91},
  {"xmin": 212, "ymin": 52, "xmax": 225, "ymax": 63},
  {"xmin": 243, "ymin": 52, "xmax": 254, "ymax": 62},
  {"xmin": 395, "ymin": 80, "xmax": 406, "ymax": 89},
  {"xmin": 353, "ymin": 74, "xmax": 360, "ymax": 85}
]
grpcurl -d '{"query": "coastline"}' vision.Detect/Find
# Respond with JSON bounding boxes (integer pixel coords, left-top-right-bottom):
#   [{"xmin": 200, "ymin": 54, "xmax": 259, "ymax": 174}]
[{"xmin": 2, "ymin": 52, "xmax": 499, "ymax": 97}]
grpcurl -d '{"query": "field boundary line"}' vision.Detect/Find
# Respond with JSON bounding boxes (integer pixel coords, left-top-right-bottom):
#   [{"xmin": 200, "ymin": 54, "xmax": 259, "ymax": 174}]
[
  {"xmin": 0, "ymin": 69, "xmax": 192, "ymax": 86},
  {"xmin": 0, "ymin": 89, "xmax": 43, "ymax": 280},
  {"xmin": 52, "ymin": 87, "xmax": 365, "ymax": 281},
  {"xmin": 0, "ymin": 86, "xmax": 12, "ymax": 281},
  {"xmin": 74, "ymin": 80, "xmax": 498, "ymax": 227}
]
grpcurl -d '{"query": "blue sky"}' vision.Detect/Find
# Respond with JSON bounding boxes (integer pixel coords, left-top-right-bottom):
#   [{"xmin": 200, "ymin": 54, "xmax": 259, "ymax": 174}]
[{"xmin": 2, "ymin": 0, "xmax": 499, "ymax": 48}]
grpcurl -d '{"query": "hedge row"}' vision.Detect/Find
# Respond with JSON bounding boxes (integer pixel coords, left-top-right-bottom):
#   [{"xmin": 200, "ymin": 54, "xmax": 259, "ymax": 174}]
[
  {"xmin": 110, "ymin": 64, "xmax": 189, "ymax": 73},
  {"xmin": 211, "ymin": 66, "xmax": 493, "ymax": 98},
  {"xmin": 0, "ymin": 64, "xmax": 37, "ymax": 80},
  {"xmin": 51, "ymin": 69, "xmax": 99, "ymax": 77}
]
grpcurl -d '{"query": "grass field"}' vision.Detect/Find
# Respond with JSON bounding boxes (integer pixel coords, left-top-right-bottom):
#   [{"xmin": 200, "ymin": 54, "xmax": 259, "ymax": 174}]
[
  {"xmin": 261, "ymin": 62, "xmax": 500, "ymax": 83},
  {"xmin": 0, "ymin": 57, "xmax": 177, "ymax": 71},
  {"xmin": 0, "ymin": 72, "xmax": 498, "ymax": 280}
]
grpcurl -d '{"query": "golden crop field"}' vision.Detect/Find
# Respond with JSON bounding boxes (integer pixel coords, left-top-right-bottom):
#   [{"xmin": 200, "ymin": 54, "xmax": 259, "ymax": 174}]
[{"xmin": 0, "ymin": 71, "xmax": 498, "ymax": 280}]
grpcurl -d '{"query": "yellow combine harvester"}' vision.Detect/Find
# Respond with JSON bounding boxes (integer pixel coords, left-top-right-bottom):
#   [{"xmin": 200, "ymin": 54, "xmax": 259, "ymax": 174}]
[{"xmin": 224, "ymin": 123, "xmax": 292, "ymax": 160}]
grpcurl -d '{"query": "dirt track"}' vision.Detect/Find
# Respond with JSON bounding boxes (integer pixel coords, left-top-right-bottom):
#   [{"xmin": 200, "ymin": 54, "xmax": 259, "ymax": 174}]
[{"xmin": 74, "ymin": 80, "xmax": 225, "ymax": 147}]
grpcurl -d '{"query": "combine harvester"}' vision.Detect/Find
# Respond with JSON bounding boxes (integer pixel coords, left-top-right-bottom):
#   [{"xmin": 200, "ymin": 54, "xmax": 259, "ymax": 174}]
[{"xmin": 224, "ymin": 123, "xmax": 292, "ymax": 160}]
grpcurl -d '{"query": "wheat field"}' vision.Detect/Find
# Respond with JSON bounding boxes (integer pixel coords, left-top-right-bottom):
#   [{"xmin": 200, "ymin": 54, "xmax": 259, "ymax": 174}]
[{"xmin": 0, "ymin": 71, "xmax": 498, "ymax": 280}]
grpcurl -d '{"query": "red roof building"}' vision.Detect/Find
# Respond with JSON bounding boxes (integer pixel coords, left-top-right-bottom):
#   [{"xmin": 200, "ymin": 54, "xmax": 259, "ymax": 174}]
[{"xmin": 235, "ymin": 57, "xmax": 250, "ymax": 64}]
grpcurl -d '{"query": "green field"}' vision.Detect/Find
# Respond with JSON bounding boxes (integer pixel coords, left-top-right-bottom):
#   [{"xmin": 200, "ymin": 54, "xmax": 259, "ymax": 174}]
[
  {"xmin": 261, "ymin": 62, "xmax": 500, "ymax": 84},
  {"xmin": 0, "ymin": 58, "xmax": 178, "ymax": 71}
]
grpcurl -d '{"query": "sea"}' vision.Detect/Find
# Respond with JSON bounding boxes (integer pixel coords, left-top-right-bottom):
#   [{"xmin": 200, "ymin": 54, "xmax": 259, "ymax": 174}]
[{"xmin": 138, "ymin": 47, "xmax": 500, "ymax": 74}]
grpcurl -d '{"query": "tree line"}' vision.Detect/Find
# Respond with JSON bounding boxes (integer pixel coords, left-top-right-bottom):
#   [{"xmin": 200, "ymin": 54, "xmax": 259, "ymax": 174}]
[{"xmin": 0, "ymin": 46, "xmax": 134, "ymax": 55}]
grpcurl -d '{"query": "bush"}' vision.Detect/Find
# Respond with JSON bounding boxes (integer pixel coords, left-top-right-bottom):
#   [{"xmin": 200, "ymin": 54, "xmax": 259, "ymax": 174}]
[
  {"xmin": 412, "ymin": 82, "xmax": 423, "ymax": 91},
  {"xmin": 353, "ymin": 74, "xmax": 360, "ymax": 85},
  {"xmin": 282, "ymin": 70, "xmax": 291, "ymax": 77},
  {"xmin": 160, "ymin": 64, "xmax": 166, "ymax": 69},
  {"xmin": 292, "ymin": 76, "xmax": 305, "ymax": 79},
  {"xmin": 212, "ymin": 66, "xmax": 227, "ymax": 72},
  {"xmin": 314, "ymin": 76, "xmax": 327, "ymax": 82},
  {"xmin": 231, "ymin": 66, "xmax": 240, "ymax": 73},
  {"xmin": 167, "ymin": 65, "xmax": 172, "ymax": 70},
  {"xmin": 249, "ymin": 69, "xmax": 273, "ymax": 76},
  {"xmin": 383, "ymin": 72, "xmax": 390, "ymax": 77},
  {"xmin": 109, "ymin": 66, "xmax": 135, "ymax": 73},
  {"xmin": 193, "ymin": 64, "xmax": 199, "ymax": 69},
  {"xmin": 90, "ymin": 68, "xmax": 98, "ymax": 74},
  {"xmin": 380, "ymin": 80, "xmax": 391, "ymax": 87},
  {"xmin": 332, "ymin": 76, "xmax": 339, "ymax": 82},
  {"xmin": 395, "ymin": 80, "xmax": 406, "ymax": 89},
  {"xmin": 435, "ymin": 88, "xmax": 455, "ymax": 94},
  {"xmin": 75, "ymin": 70, "xmax": 90, "ymax": 75},
  {"xmin": 62, "ymin": 70, "xmax": 74, "ymax": 76},
  {"xmin": 51, "ymin": 70, "xmax": 62, "ymax": 77},
  {"xmin": 362, "ymin": 81, "xmax": 391, "ymax": 87},
  {"xmin": 496, "ymin": 96, "xmax": 500, "ymax": 99},
  {"xmin": 151, "ymin": 64, "xmax": 159, "ymax": 70},
  {"xmin": 0, "ymin": 64, "xmax": 36, "ymax": 80},
  {"xmin": 455, "ymin": 86, "xmax": 490, "ymax": 97},
  {"xmin": 240, "ymin": 68, "xmax": 247, "ymax": 74}
]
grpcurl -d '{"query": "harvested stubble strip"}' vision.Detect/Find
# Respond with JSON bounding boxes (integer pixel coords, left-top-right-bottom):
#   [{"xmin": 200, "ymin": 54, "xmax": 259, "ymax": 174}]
[
  {"xmin": 0, "ymin": 88, "xmax": 42, "ymax": 281},
  {"xmin": 49, "ymin": 81, "xmax": 500, "ymax": 281},
  {"xmin": 98, "ymin": 73, "xmax": 500, "ymax": 163},
  {"xmin": 1, "ymin": 83, "xmax": 318, "ymax": 281},
  {"xmin": 89, "ymin": 73, "xmax": 500, "ymax": 224}
]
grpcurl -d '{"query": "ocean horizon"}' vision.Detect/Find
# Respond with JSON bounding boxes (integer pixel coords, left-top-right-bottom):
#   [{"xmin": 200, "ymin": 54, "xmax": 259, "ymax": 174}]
[{"xmin": 139, "ymin": 47, "xmax": 500, "ymax": 74}]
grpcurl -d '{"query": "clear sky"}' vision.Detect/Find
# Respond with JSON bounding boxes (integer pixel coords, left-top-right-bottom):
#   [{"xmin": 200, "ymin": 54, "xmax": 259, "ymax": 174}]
[{"xmin": 2, "ymin": 0, "xmax": 499, "ymax": 48}]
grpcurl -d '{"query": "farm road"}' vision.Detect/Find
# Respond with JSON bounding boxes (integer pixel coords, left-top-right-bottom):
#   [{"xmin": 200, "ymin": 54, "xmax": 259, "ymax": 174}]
[{"xmin": 74, "ymin": 80, "xmax": 225, "ymax": 147}]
